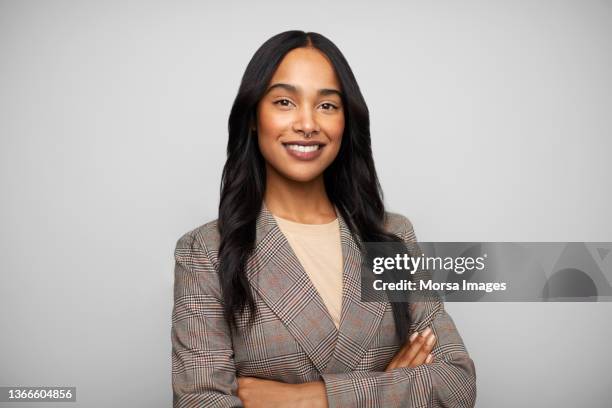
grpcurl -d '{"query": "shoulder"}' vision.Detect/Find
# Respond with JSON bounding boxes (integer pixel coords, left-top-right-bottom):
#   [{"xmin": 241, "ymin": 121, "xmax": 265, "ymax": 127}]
[
  {"xmin": 173, "ymin": 218, "xmax": 224, "ymax": 300},
  {"xmin": 383, "ymin": 210, "xmax": 417, "ymax": 243},
  {"xmin": 174, "ymin": 217, "xmax": 221, "ymax": 258}
]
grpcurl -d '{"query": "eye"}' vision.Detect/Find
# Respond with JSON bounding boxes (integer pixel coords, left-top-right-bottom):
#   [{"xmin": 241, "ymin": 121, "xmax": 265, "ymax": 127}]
[
  {"xmin": 320, "ymin": 102, "xmax": 338, "ymax": 111},
  {"xmin": 273, "ymin": 98, "xmax": 295, "ymax": 108}
]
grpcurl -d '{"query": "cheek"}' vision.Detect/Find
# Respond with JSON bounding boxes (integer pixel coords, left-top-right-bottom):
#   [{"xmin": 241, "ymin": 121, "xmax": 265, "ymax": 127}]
[
  {"xmin": 258, "ymin": 107, "xmax": 292, "ymax": 135},
  {"xmin": 323, "ymin": 115, "xmax": 345, "ymax": 142},
  {"xmin": 256, "ymin": 107, "xmax": 289, "ymax": 160}
]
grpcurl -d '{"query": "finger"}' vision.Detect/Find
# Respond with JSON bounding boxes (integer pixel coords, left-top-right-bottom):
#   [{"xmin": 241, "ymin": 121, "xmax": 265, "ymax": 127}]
[
  {"xmin": 385, "ymin": 354, "xmax": 399, "ymax": 371},
  {"xmin": 409, "ymin": 332, "xmax": 436, "ymax": 367},
  {"xmin": 386, "ymin": 331, "xmax": 420, "ymax": 371},
  {"xmin": 387, "ymin": 343, "xmax": 412, "ymax": 371},
  {"xmin": 396, "ymin": 331, "xmax": 420, "ymax": 357},
  {"xmin": 400, "ymin": 330, "xmax": 422, "ymax": 357},
  {"xmin": 402, "ymin": 327, "xmax": 432, "ymax": 363},
  {"xmin": 398, "ymin": 331, "xmax": 419, "ymax": 353},
  {"xmin": 425, "ymin": 354, "xmax": 433, "ymax": 364},
  {"xmin": 395, "ymin": 332, "xmax": 420, "ymax": 366}
]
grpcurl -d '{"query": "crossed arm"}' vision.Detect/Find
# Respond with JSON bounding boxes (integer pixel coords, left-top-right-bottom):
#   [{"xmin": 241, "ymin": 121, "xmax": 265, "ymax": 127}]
[
  {"xmin": 171, "ymin": 217, "xmax": 476, "ymax": 408},
  {"xmin": 236, "ymin": 325, "xmax": 442, "ymax": 408}
]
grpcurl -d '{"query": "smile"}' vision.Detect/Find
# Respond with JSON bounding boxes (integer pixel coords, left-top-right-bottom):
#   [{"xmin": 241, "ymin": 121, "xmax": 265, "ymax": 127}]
[
  {"xmin": 282, "ymin": 143, "xmax": 325, "ymax": 161},
  {"xmin": 285, "ymin": 144, "xmax": 321, "ymax": 152}
]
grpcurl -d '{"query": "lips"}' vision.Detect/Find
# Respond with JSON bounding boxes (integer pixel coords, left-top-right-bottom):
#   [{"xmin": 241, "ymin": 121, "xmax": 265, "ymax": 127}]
[
  {"xmin": 284, "ymin": 143, "xmax": 322, "ymax": 153},
  {"xmin": 282, "ymin": 141, "xmax": 325, "ymax": 161}
]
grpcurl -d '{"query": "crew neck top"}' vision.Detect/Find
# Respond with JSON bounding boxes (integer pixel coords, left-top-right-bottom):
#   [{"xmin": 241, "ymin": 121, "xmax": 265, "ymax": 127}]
[{"xmin": 273, "ymin": 214, "xmax": 343, "ymax": 329}]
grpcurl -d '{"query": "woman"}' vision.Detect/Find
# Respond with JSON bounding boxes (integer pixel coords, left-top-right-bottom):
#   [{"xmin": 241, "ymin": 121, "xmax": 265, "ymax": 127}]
[{"xmin": 171, "ymin": 30, "xmax": 476, "ymax": 408}]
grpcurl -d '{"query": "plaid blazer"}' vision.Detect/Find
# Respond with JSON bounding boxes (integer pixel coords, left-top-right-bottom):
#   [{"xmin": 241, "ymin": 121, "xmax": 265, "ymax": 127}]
[{"xmin": 171, "ymin": 202, "xmax": 476, "ymax": 407}]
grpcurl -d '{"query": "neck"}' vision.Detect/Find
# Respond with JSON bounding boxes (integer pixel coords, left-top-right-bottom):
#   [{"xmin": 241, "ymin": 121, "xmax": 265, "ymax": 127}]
[{"xmin": 263, "ymin": 165, "xmax": 337, "ymax": 224}]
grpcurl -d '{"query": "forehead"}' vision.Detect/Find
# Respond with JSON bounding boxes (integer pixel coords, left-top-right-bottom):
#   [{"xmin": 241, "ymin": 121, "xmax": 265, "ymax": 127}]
[{"xmin": 269, "ymin": 47, "xmax": 341, "ymax": 89}]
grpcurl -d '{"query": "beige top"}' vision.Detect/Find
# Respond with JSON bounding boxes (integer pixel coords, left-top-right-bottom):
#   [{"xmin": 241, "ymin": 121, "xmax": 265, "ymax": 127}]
[{"xmin": 273, "ymin": 214, "xmax": 343, "ymax": 329}]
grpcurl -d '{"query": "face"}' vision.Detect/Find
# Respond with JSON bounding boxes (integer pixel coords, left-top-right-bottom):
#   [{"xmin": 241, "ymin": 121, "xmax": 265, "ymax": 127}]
[{"xmin": 255, "ymin": 47, "xmax": 345, "ymax": 183}]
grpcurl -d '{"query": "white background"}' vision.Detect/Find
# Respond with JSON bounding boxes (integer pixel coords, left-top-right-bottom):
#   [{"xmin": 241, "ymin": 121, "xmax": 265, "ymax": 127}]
[{"xmin": 1, "ymin": 0, "xmax": 611, "ymax": 406}]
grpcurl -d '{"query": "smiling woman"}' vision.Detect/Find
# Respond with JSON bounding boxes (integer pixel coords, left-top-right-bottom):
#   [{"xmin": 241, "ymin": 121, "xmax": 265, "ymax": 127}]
[
  {"xmin": 256, "ymin": 48, "xmax": 344, "ymax": 177},
  {"xmin": 171, "ymin": 30, "xmax": 477, "ymax": 408}
]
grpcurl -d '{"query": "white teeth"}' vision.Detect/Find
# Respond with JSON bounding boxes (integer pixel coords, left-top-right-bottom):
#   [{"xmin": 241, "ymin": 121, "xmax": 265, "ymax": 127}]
[{"xmin": 285, "ymin": 144, "xmax": 320, "ymax": 153}]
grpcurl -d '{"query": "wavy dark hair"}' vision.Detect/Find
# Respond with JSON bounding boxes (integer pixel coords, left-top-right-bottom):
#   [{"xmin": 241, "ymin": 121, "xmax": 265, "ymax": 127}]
[{"xmin": 218, "ymin": 30, "xmax": 412, "ymax": 344}]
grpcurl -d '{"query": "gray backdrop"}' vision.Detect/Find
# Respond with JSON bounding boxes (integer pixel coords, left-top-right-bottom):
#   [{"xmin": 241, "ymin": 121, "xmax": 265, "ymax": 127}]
[{"xmin": 1, "ymin": 0, "xmax": 611, "ymax": 407}]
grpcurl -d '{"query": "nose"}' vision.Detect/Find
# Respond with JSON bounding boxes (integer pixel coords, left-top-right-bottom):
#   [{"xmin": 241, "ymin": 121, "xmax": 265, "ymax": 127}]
[{"xmin": 292, "ymin": 106, "xmax": 320, "ymax": 137}]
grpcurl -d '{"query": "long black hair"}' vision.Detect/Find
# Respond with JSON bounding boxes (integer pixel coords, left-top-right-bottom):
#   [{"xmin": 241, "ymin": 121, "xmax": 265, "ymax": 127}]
[{"xmin": 218, "ymin": 30, "xmax": 412, "ymax": 344}]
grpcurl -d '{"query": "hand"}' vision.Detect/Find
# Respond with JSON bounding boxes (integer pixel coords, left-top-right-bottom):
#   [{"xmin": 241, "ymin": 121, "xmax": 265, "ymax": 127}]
[
  {"xmin": 237, "ymin": 377, "xmax": 328, "ymax": 408},
  {"xmin": 385, "ymin": 327, "xmax": 436, "ymax": 371}
]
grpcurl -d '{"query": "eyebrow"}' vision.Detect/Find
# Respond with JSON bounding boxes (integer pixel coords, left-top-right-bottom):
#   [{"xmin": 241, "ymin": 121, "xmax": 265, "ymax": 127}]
[{"xmin": 265, "ymin": 82, "xmax": 343, "ymax": 98}]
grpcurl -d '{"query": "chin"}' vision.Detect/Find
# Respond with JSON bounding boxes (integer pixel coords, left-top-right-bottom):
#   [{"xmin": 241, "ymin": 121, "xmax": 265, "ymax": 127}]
[
  {"xmin": 284, "ymin": 172, "xmax": 323, "ymax": 183},
  {"xmin": 266, "ymin": 158, "xmax": 331, "ymax": 184}
]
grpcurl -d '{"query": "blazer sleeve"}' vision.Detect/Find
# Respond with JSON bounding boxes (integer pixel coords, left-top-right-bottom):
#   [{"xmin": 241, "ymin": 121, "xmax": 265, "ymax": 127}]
[
  {"xmin": 320, "ymin": 216, "xmax": 477, "ymax": 408},
  {"xmin": 171, "ymin": 231, "xmax": 244, "ymax": 408}
]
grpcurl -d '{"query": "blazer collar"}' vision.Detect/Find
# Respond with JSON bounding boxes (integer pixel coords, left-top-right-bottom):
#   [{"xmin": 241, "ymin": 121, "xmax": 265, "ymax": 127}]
[{"xmin": 246, "ymin": 201, "xmax": 389, "ymax": 374}]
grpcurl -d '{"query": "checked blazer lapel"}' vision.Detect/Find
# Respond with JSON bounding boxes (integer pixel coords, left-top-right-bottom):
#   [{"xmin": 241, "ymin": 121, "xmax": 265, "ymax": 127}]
[
  {"xmin": 323, "ymin": 207, "xmax": 390, "ymax": 374},
  {"xmin": 245, "ymin": 202, "xmax": 388, "ymax": 375}
]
